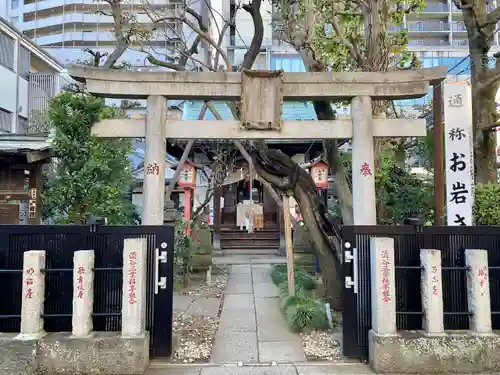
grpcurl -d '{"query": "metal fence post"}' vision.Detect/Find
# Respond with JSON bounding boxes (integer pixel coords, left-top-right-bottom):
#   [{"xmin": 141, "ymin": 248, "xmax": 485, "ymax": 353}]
[
  {"xmin": 17, "ymin": 250, "xmax": 45, "ymax": 339},
  {"xmin": 72, "ymin": 250, "xmax": 95, "ymax": 337},
  {"xmin": 122, "ymin": 238, "xmax": 147, "ymax": 337},
  {"xmin": 420, "ymin": 249, "xmax": 444, "ymax": 335},
  {"xmin": 370, "ymin": 237, "xmax": 396, "ymax": 335},
  {"xmin": 465, "ymin": 249, "xmax": 492, "ymax": 334}
]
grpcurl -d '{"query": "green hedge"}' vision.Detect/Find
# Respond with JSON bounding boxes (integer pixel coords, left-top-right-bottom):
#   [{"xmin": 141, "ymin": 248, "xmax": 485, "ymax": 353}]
[{"xmin": 271, "ymin": 264, "xmax": 329, "ymax": 333}]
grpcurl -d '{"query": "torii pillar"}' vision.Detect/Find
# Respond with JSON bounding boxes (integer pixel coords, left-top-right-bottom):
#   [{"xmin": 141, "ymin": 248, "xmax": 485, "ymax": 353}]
[
  {"xmin": 351, "ymin": 96, "xmax": 377, "ymax": 225},
  {"xmin": 143, "ymin": 96, "xmax": 167, "ymax": 225}
]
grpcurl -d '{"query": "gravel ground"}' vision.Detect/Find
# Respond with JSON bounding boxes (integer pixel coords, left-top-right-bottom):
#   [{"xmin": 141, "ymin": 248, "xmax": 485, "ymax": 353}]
[
  {"xmin": 179, "ymin": 267, "xmax": 229, "ymax": 298},
  {"xmin": 301, "ymin": 330, "xmax": 343, "ymax": 361},
  {"xmin": 171, "ymin": 266, "xmax": 229, "ymax": 363},
  {"xmin": 172, "ymin": 312, "xmax": 220, "ymax": 363}
]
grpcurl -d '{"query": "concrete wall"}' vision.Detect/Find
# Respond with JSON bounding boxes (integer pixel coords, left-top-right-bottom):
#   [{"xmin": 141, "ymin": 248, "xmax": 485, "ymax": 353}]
[
  {"xmin": 369, "ymin": 240, "xmax": 500, "ymax": 374},
  {"xmin": 2, "ymin": 245, "xmax": 150, "ymax": 374}
]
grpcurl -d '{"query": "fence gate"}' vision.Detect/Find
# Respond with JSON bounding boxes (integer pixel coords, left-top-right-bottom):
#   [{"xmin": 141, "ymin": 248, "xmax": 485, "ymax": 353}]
[
  {"xmin": 340, "ymin": 225, "xmax": 424, "ymax": 359},
  {"xmin": 0, "ymin": 224, "xmax": 174, "ymax": 358}
]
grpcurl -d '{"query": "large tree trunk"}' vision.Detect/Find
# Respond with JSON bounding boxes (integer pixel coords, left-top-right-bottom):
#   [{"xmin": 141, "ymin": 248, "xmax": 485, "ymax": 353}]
[
  {"xmin": 472, "ymin": 80, "xmax": 497, "ymax": 184},
  {"xmin": 252, "ymin": 147, "xmax": 343, "ymax": 310},
  {"xmin": 470, "ymin": 58, "xmax": 498, "ymax": 183},
  {"xmin": 460, "ymin": 1, "xmax": 498, "ymax": 183}
]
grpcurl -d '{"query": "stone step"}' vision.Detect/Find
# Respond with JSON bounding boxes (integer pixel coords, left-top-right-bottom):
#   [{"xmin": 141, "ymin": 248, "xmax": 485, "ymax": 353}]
[
  {"xmin": 221, "ymin": 248, "xmax": 279, "ymax": 256},
  {"xmin": 220, "ymin": 240, "xmax": 280, "ymax": 249}
]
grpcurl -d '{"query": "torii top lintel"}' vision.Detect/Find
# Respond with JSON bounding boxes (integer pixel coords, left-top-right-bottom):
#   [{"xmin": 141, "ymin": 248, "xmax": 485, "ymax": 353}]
[{"xmin": 67, "ymin": 65, "xmax": 447, "ymax": 101}]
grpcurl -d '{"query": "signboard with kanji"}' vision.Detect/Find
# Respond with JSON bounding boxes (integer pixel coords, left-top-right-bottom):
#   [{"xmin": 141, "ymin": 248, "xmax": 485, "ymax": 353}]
[{"xmin": 444, "ymin": 82, "xmax": 474, "ymax": 226}]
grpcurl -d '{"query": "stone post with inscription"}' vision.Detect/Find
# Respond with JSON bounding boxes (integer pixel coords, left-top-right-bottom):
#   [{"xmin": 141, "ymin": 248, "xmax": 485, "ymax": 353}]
[
  {"xmin": 465, "ymin": 249, "xmax": 492, "ymax": 334},
  {"xmin": 72, "ymin": 250, "xmax": 95, "ymax": 337},
  {"xmin": 17, "ymin": 250, "xmax": 46, "ymax": 339},
  {"xmin": 420, "ymin": 249, "xmax": 444, "ymax": 335},
  {"xmin": 122, "ymin": 238, "xmax": 147, "ymax": 337},
  {"xmin": 370, "ymin": 237, "xmax": 396, "ymax": 334}
]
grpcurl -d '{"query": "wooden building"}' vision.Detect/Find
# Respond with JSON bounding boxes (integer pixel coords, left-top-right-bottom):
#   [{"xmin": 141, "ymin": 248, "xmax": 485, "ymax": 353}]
[{"xmin": 0, "ymin": 134, "xmax": 52, "ymax": 224}]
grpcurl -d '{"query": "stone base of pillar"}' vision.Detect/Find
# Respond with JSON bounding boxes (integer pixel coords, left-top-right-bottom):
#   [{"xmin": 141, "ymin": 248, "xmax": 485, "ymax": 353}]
[
  {"xmin": 163, "ymin": 200, "xmax": 179, "ymax": 224},
  {"xmin": 0, "ymin": 333, "xmax": 39, "ymax": 374},
  {"xmin": 0, "ymin": 332, "xmax": 150, "ymax": 374},
  {"xmin": 212, "ymin": 232, "xmax": 221, "ymax": 251},
  {"xmin": 36, "ymin": 332, "xmax": 150, "ymax": 374},
  {"xmin": 368, "ymin": 330, "xmax": 500, "ymax": 374},
  {"xmin": 277, "ymin": 232, "xmax": 286, "ymax": 256}
]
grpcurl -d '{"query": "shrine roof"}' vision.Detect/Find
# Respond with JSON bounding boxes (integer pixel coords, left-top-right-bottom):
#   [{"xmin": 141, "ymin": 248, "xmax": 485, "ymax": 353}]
[{"xmin": 0, "ymin": 134, "xmax": 52, "ymax": 153}]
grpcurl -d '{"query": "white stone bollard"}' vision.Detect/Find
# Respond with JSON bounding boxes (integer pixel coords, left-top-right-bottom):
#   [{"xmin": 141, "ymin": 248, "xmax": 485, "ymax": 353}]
[
  {"xmin": 121, "ymin": 238, "xmax": 147, "ymax": 337},
  {"xmin": 420, "ymin": 249, "xmax": 444, "ymax": 335},
  {"xmin": 465, "ymin": 249, "xmax": 492, "ymax": 335},
  {"xmin": 72, "ymin": 250, "xmax": 95, "ymax": 337},
  {"xmin": 370, "ymin": 237, "xmax": 396, "ymax": 335},
  {"xmin": 17, "ymin": 250, "xmax": 46, "ymax": 340}
]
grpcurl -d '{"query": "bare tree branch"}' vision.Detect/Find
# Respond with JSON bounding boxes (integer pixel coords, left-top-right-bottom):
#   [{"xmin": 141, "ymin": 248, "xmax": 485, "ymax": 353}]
[
  {"xmin": 240, "ymin": 0, "xmax": 264, "ymax": 70},
  {"xmin": 103, "ymin": 0, "xmax": 132, "ymax": 68},
  {"xmin": 146, "ymin": 12, "xmax": 232, "ymax": 69}
]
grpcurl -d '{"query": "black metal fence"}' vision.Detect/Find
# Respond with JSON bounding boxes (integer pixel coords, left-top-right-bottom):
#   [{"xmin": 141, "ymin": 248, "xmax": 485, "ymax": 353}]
[
  {"xmin": 344, "ymin": 225, "xmax": 500, "ymax": 333},
  {"xmin": 0, "ymin": 225, "xmax": 169, "ymax": 333}
]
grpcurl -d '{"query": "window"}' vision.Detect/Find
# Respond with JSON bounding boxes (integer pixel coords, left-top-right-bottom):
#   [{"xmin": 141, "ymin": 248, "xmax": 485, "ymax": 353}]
[
  {"xmin": 19, "ymin": 46, "xmax": 30, "ymax": 78},
  {"xmin": 0, "ymin": 108, "xmax": 13, "ymax": 133},
  {"xmin": 10, "ymin": 17, "xmax": 19, "ymax": 27},
  {"xmin": 11, "ymin": 0, "xmax": 19, "ymax": 10},
  {"xmin": 0, "ymin": 31, "xmax": 15, "ymax": 69}
]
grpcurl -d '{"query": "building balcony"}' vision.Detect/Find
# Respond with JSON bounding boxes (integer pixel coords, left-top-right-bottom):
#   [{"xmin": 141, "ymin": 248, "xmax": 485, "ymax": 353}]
[
  {"xmin": 451, "ymin": 3, "xmax": 496, "ymax": 13},
  {"xmin": 31, "ymin": 28, "xmax": 181, "ymax": 47},
  {"xmin": 389, "ymin": 21, "xmax": 451, "ymax": 34},
  {"xmin": 22, "ymin": 0, "xmax": 183, "ymax": 13},
  {"xmin": 408, "ymin": 39, "xmax": 451, "ymax": 47},
  {"xmin": 407, "ymin": 21, "xmax": 450, "ymax": 32},
  {"xmin": 451, "ymin": 22, "xmax": 467, "ymax": 32},
  {"xmin": 421, "ymin": 3, "xmax": 450, "ymax": 13},
  {"xmin": 25, "ymin": 72, "xmax": 73, "ymax": 134}
]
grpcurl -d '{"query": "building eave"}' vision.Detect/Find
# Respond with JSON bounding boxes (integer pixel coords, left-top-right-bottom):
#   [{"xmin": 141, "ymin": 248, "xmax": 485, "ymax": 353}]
[{"xmin": 0, "ymin": 17, "xmax": 64, "ymax": 72}]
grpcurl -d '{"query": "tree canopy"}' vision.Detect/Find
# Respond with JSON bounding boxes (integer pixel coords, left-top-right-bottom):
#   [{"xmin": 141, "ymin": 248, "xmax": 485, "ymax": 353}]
[{"xmin": 42, "ymin": 92, "xmax": 139, "ymax": 225}]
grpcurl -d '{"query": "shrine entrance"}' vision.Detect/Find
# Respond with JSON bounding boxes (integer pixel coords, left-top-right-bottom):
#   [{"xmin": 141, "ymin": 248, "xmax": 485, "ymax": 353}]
[{"xmin": 68, "ymin": 65, "xmax": 447, "ymax": 358}]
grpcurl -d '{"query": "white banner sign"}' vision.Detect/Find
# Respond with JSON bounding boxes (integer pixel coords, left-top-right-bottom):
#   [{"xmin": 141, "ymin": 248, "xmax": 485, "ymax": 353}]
[{"xmin": 444, "ymin": 82, "xmax": 474, "ymax": 226}]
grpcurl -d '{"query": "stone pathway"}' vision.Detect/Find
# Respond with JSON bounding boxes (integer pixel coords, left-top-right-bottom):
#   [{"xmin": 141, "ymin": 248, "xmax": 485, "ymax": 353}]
[
  {"xmin": 173, "ymin": 294, "xmax": 221, "ymax": 318},
  {"xmin": 147, "ymin": 363, "xmax": 375, "ymax": 375},
  {"xmin": 210, "ymin": 264, "xmax": 306, "ymax": 364}
]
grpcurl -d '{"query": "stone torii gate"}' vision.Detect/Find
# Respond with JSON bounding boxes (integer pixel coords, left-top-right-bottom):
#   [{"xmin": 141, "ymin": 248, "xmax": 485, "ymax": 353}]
[{"xmin": 68, "ymin": 65, "xmax": 447, "ymax": 226}]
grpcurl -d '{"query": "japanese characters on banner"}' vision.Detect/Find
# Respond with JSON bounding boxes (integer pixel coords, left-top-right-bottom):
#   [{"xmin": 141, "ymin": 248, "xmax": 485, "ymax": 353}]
[{"xmin": 444, "ymin": 82, "xmax": 475, "ymax": 226}]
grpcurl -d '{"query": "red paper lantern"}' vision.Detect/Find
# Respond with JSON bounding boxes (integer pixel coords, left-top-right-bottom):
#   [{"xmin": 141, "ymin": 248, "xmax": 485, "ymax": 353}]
[
  {"xmin": 178, "ymin": 162, "xmax": 197, "ymax": 188},
  {"xmin": 310, "ymin": 161, "xmax": 329, "ymax": 189}
]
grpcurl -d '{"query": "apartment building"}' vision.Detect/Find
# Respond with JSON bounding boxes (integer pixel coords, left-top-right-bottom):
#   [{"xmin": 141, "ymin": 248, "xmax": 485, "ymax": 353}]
[
  {"xmin": 6, "ymin": 0, "xmax": 211, "ymax": 68},
  {"xmin": 0, "ymin": 16, "xmax": 64, "ymax": 134}
]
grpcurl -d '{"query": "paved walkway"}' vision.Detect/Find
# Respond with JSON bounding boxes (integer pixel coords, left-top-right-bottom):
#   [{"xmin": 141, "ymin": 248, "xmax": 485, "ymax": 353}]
[
  {"xmin": 147, "ymin": 363, "xmax": 375, "ymax": 375},
  {"xmin": 210, "ymin": 264, "xmax": 306, "ymax": 364}
]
